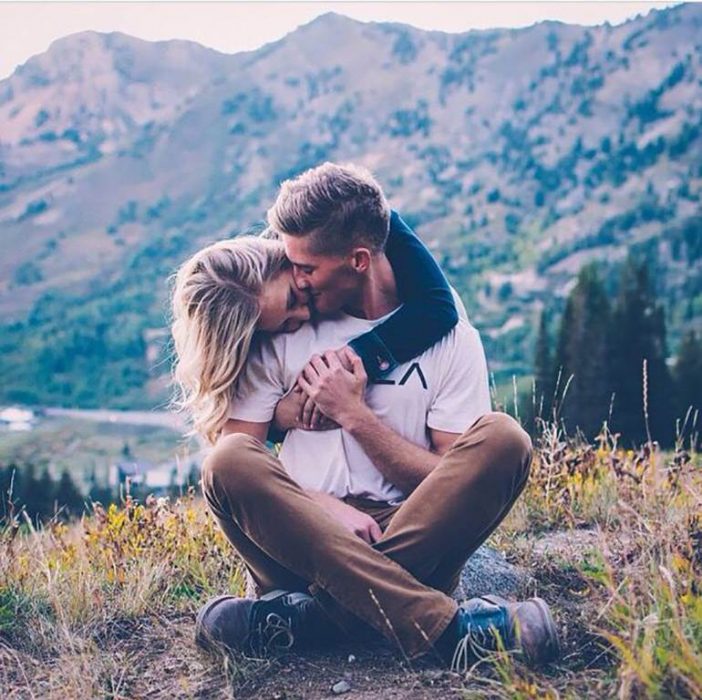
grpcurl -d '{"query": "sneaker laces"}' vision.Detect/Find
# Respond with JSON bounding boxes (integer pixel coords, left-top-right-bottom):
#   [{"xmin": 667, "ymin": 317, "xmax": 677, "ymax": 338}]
[
  {"xmin": 450, "ymin": 621, "xmax": 504, "ymax": 672},
  {"xmin": 263, "ymin": 612, "xmax": 295, "ymax": 650},
  {"xmin": 249, "ymin": 612, "xmax": 295, "ymax": 653},
  {"xmin": 450, "ymin": 600, "xmax": 511, "ymax": 673}
]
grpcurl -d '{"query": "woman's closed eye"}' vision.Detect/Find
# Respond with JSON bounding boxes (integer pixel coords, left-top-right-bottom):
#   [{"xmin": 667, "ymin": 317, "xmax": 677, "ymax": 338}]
[{"xmin": 279, "ymin": 282, "xmax": 311, "ymax": 332}]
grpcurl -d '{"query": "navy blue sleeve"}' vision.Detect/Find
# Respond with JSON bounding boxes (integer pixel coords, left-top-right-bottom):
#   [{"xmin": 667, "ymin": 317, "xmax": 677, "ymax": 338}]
[{"xmin": 348, "ymin": 210, "xmax": 459, "ymax": 381}]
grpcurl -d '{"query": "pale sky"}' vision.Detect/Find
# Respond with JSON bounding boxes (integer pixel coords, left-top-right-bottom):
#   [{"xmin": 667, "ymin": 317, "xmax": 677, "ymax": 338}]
[{"xmin": 0, "ymin": 1, "xmax": 681, "ymax": 81}]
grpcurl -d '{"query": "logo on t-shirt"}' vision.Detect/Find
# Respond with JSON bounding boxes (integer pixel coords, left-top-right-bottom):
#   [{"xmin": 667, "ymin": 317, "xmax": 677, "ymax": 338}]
[{"xmin": 373, "ymin": 362, "xmax": 428, "ymax": 390}]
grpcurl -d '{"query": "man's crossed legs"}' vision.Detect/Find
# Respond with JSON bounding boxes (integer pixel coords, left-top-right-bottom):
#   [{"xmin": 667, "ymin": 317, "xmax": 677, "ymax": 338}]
[{"xmin": 197, "ymin": 413, "xmax": 558, "ymax": 663}]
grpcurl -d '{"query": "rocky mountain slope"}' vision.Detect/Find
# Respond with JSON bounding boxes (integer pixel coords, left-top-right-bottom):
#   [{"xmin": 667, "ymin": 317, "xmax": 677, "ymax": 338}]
[{"xmin": 1, "ymin": 4, "xmax": 700, "ymax": 406}]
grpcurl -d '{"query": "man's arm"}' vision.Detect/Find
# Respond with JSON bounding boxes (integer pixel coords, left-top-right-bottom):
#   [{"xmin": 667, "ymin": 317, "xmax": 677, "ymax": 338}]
[
  {"xmin": 298, "ymin": 350, "xmax": 461, "ymax": 494},
  {"xmin": 343, "ymin": 408, "xmax": 459, "ymax": 493}
]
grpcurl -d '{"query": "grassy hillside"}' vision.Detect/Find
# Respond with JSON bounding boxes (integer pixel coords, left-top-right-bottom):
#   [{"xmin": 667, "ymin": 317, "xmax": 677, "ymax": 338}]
[{"xmin": 1, "ymin": 425, "xmax": 700, "ymax": 698}]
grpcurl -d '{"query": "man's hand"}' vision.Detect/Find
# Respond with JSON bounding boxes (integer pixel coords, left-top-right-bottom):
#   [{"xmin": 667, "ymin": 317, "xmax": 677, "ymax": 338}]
[
  {"xmin": 298, "ymin": 348, "xmax": 369, "ymax": 428},
  {"xmin": 274, "ymin": 385, "xmax": 340, "ymax": 431},
  {"xmin": 308, "ymin": 491, "xmax": 382, "ymax": 544}
]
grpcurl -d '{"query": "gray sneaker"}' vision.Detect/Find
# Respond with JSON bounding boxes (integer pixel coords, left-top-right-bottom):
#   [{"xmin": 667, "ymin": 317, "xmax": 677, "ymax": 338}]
[{"xmin": 196, "ymin": 589, "xmax": 337, "ymax": 656}]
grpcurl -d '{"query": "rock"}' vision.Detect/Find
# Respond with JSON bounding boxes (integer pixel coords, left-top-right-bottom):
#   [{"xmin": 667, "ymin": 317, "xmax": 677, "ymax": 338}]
[
  {"xmin": 332, "ymin": 680, "xmax": 352, "ymax": 695},
  {"xmin": 421, "ymin": 670, "xmax": 447, "ymax": 685},
  {"xmin": 452, "ymin": 545, "xmax": 531, "ymax": 601}
]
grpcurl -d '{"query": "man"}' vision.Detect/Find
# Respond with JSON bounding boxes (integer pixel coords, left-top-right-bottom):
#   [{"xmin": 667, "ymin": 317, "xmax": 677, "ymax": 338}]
[{"xmin": 196, "ymin": 163, "xmax": 559, "ymax": 667}]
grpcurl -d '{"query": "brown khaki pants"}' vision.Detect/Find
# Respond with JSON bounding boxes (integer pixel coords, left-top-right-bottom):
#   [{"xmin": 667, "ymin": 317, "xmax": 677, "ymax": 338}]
[{"xmin": 201, "ymin": 412, "xmax": 531, "ymax": 659}]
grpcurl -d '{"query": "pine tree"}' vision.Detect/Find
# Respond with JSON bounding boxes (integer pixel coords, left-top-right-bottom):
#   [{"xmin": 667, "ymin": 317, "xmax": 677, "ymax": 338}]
[
  {"xmin": 54, "ymin": 470, "xmax": 84, "ymax": 519},
  {"xmin": 534, "ymin": 309, "xmax": 554, "ymax": 420},
  {"xmin": 34, "ymin": 467, "xmax": 55, "ymax": 521},
  {"xmin": 0, "ymin": 465, "xmax": 14, "ymax": 523},
  {"xmin": 19, "ymin": 463, "xmax": 40, "ymax": 520},
  {"xmin": 87, "ymin": 467, "xmax": 114, "ymax": 507},
  {"xmin": 674, "ymin": 330, "xmax": 702, "ymax": 426},
  {"xmin": 121, "ymin": 441, "xmax": 133, "ymax": 461},
  {"xmin": 553, "ymin": 264, "xmax": 612, "ymax": 440},
  {"xmin": 610, "ymin": 259, "xmax": 674, "ymax": 446},
  {"xmin": 186, "ymin": 464, "xmax": 201, "ymax": 491}
]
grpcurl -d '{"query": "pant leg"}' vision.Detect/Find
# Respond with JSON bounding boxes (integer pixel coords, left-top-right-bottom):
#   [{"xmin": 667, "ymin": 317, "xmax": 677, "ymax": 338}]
[
  {"xmin": 201, "ymin": 432, "xmax": 457, "ymax": 659},
  {"xmin": 373, "ymin": 412, "xmax": 532, "ymax": 595},
  {"xmin": 203, "ymin": 497, "xmax": 313, "ymax": 597}
]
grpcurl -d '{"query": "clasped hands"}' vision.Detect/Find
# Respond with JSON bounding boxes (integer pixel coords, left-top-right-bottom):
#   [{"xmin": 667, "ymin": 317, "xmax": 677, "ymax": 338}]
[
  {"xmin": 273, "ymin": 348, "xmax": 381, "ymax": 543},
  {"xmin": 273, "ymin": 346, "xmax": 369, "ymax": 432}
]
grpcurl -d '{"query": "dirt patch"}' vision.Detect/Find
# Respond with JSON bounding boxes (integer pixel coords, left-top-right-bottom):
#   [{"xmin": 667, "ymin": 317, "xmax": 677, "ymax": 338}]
[{"xmin": 223, "ymin": 642, "xmax": 471, "ymax": 699}]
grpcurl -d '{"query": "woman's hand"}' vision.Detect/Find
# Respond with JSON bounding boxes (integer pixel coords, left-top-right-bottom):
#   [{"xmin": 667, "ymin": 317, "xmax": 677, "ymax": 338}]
[
  {"xmin": 299, "ymin": 391, "xmax": 340, "ymax": 430},
  {"xmin": 273, "ymin": 385, "xmax": 340, "ymax": 432}
]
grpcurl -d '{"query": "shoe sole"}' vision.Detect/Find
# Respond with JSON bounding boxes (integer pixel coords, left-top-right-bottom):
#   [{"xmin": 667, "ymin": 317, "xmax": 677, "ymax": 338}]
[{"xmin": 481, "ymin": 594, "xmax": 561, "ymax": 665}]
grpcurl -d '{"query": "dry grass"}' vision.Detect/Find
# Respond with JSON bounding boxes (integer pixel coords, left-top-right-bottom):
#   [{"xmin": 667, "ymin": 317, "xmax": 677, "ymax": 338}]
[
  {"xmin": 0, "ymin": 493, "xmax": 244, "ymax": 698},
  {"xmin": 1, "ymin": 421, "xmax": 701, "ymax": 699},
  {"xmin": 480, "ymin": 418, "xmax": 702, "ymax": 699}
]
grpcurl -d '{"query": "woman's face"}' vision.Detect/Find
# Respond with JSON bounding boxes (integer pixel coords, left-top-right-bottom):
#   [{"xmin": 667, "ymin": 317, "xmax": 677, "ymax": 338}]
[{"xmin": 257, "ymin": 269, "xmax": 312, "ymax": 334}]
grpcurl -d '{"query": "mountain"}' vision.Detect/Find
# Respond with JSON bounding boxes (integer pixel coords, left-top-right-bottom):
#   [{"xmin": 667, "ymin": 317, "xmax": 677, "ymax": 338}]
[{"xmin": 1, "ymin": 4, "xmax": 701, "ymax": 408}]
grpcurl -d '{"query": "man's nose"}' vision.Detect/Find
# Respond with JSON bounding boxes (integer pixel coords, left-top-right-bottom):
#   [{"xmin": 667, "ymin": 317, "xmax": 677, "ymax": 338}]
[{"xmin": 293, "ymin": 267, "xmax": 310, "ymax": 290}]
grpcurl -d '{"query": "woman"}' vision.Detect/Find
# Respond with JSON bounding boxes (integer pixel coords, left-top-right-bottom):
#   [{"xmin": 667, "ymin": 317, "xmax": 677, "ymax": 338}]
[{"xmin": 170, "ymin": 212, "xmax": 459, "ymax": 445}]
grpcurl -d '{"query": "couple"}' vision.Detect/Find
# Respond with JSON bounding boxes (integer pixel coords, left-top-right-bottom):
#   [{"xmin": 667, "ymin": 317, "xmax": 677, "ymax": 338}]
[{"xmin": 170, "ymin": 162, "xmax": 560, "ymax": 669}]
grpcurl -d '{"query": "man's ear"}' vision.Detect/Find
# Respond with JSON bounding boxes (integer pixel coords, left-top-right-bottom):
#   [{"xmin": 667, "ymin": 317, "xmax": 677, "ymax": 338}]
[{"xmin": 349, "ymin": 248, "xmax": 372, "ymax": 273}]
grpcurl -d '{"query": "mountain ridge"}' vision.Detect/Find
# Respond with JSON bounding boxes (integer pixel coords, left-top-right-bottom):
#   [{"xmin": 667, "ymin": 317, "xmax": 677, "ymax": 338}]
[{"xmin": 0, "ymin": 3, "xmax": 700, "ymax": 407}]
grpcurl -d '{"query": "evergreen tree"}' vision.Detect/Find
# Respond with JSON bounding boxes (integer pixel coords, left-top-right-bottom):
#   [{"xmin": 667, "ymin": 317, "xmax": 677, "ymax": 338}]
[
  {"xmin": 0, "ymin": 465, "xmax": 17, "ymax": 523},
  {"xmin": 610, "ymin": 259, "xmax": 674, "ymax": 446},
  {"xmin": 674, "ymin": 330, "xmax": 702, "ymax": 428},
  {"xmin": 54, "ymin": 470, "xmax": 84, "ymax": 519},
  {"xmin": 168, "ymin": 465, "xmax": 180, "ymax": 499},
  {"xmin": 34, "ymin": 467, "xmax": 55, "ymax": 521},
  {"xmin": 121, "ymin": 441, "xmax": 133, "ymax": 461},
  {"xmin": 553, "ymin": 264, "xmax": 612, "ymax": 440},
  {"xmin": 533, "ymin": 309, "xmax": 554, "ymax": 419},
  {"xmin": 186, "ymin": 464, "xmax": 201, "ymax": 491},
  {"xmin": 19, "ymin": 463, "xmax": 40, "ymax": 519},
  {"xmin": 87, "ymin": 467, "xmax": 112, "ymax": 506}
]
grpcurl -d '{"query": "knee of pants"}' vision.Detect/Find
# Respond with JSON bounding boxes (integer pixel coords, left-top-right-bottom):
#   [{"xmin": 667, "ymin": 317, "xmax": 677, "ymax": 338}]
[
  {"xmin": 473, "ymin": 411, "xmax": 533, "ymax": 484},
  {"xmin": 201, "ymin": 432, "xmax": 269, "ymax": 499}
]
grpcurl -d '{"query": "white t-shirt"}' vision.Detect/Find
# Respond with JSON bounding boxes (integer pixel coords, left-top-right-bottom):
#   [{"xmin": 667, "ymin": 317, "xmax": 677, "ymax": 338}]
[{"xmin": 228, "ymin": 304, "xmax": 491, "ymax": 505}]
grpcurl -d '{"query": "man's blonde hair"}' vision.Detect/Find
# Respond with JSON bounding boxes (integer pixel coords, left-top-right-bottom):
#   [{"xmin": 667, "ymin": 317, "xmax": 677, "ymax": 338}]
[
  {"xmin": 267, "ymin": 162, "xmax": 390, "ymax": 255},
  {"xmin": 169, "ymin": 236, "xmax": 287, "ymax": 445}
]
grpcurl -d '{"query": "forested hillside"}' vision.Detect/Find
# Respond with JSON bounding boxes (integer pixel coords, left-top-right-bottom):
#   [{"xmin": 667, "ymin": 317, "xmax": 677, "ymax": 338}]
[{"xmin": 1, "ymin": 3, "xmax": 700, "ymax": 408}]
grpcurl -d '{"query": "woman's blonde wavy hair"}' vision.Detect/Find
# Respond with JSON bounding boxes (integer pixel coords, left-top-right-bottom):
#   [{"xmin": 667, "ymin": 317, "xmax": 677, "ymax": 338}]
[{"xmin": 169, "ymin": 235, "xmax": 288, "ymax": 445}]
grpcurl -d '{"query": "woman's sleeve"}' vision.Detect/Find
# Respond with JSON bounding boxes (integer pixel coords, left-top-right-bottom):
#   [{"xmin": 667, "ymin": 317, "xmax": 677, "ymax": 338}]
[{"xmin": 348, "ymin": 210, "xmax": 459, "ymax": 381}]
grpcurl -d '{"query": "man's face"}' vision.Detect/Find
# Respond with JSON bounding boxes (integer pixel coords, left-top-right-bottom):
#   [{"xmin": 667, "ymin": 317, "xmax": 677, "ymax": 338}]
[{"xmin": 282, "ymin": 235, "xmax": 360, "ymax": 316}]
